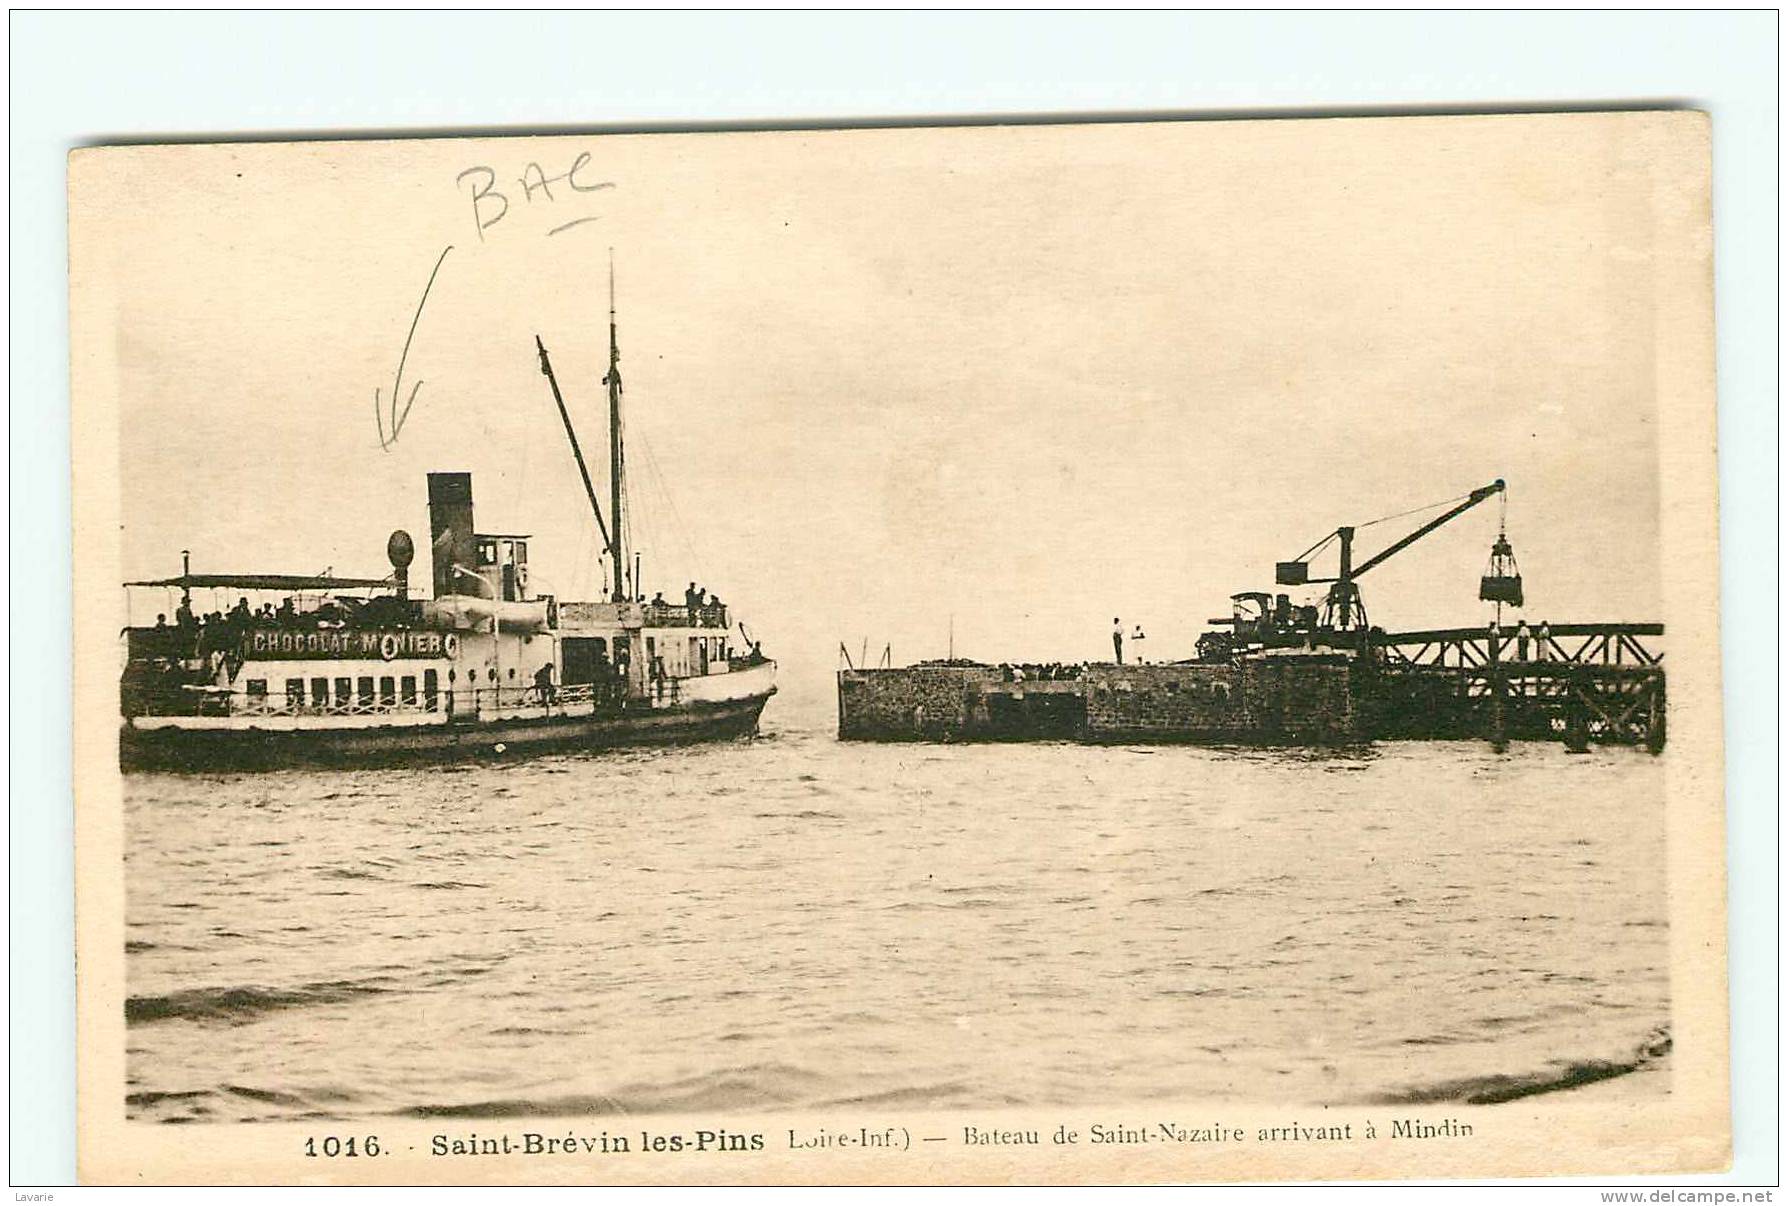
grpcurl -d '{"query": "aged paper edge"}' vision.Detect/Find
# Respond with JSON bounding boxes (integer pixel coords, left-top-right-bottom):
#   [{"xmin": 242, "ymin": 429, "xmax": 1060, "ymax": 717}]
[{"xmin": 69, "ymin": 112, "xmax": 1728, "ymax": 1185}]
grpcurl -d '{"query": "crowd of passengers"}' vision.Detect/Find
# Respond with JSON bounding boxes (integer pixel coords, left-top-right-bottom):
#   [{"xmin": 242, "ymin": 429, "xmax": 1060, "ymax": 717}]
[
  {"xmin": 151, "ymin": 593, "xmax": 375, "ymax": 636},
  {"xmin": 151, "ymin": 583, "xmax": 740, "ymax": 641},
  {"xmin": 137, "ymin": 593, "xmax": 412, "ymax": 655},
  {"xmin": 643, "ymin": 583, "xmax": 730, "ymax": 627},
  {"xmin": 998, "ymin": 663, "xmax": 1084, "ymax": 682}
]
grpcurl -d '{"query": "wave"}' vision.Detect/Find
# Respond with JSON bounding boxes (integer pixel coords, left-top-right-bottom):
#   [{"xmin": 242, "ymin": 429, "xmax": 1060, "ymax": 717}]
[
  {"xmin": 125, "ymin": 1088, "xmax": 209, "ymax": 1107},
  {"xmin": 1371, "ymin": 1026, "xmax": 1671, "ymax": 1105},
  {"xmin": 400, "ymin": 1062, "xmax": 828, "ymax": 1119},
  {"xmin": 814, "ymin": 1081, "xmax": 989, "ymax": 1109},
  {"xmin": 128, "ymin": 1083, "xmax": 363, "ymax": 1123},
  {"xmin": 126, "ymin": 977, "xmax": 394, "ymax": 1025},
  {"xmin": 401, "ymin": 1093, "xmax": 633, "ymax": 1119},
  {"xmin": 221, "ymin": 1084, "xmax": 309, "ymax": 1106},
  {"xmin": 318, "ymin": 867, "xmax": 383, "ymax": 881}
]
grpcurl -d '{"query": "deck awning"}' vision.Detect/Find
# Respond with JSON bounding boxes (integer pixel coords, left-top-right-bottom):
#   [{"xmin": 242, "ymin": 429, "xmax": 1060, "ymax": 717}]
[{"xmin": 124, "ymin": 573, "xmax": 394, "ymax": 592}]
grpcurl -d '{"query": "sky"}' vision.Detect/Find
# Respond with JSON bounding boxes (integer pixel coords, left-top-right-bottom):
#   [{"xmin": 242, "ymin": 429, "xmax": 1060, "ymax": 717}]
[{"xmin": 80, "ymin": 114, "xmax": 1685, "ymax": 718}]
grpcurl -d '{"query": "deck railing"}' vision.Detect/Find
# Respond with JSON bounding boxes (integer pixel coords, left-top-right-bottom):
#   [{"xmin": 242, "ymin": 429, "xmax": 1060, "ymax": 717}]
[
  {"xmin": 122, "ymin": 680, "xmax": 630, "ymax": 719},
  {"xmin": 640, "ymin": 603, "xmax": 730, "ymax": 629}
]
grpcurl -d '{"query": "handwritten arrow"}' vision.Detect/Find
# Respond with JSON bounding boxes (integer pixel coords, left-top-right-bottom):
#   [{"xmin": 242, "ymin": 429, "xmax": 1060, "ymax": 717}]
[{"xmin": 376, "ymin": 244, "xmax": 454, "ymax": 450}]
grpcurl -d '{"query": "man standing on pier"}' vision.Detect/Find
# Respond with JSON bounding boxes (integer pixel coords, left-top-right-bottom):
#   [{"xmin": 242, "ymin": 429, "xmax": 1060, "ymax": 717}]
[{"xmin": 1112, "ymin": 617, "xmax": 1124, "ymax": 664}]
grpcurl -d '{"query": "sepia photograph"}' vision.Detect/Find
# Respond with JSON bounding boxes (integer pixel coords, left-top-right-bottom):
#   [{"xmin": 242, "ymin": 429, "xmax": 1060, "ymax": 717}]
[{"xmin": 68, "ymin": 109, "xmax": 1727, "ymax": 1183}]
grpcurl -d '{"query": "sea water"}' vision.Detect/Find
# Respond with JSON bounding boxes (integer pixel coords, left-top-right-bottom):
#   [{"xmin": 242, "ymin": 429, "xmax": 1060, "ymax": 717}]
[{"xmin": 123, "ymin": 697, "xmax": 1669, "ymax": 1123}]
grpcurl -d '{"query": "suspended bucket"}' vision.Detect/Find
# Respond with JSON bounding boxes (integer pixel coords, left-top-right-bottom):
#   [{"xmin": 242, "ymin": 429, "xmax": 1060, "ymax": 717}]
[
  {"xmin": 1479, "ymin": 573, "xmax": 1524, "ymax": 606},
  {"xmin": 1480, "ymin": 534, "xmax": 1523, "ymax": 606}
]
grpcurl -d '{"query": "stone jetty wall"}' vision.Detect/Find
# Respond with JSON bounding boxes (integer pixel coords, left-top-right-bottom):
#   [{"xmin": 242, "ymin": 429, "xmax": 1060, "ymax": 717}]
[
  {"xmin": 838, "ymin": 656, "xmax": 1359, "ymax": 743},
  {"xmin": 836, "ymin": 665, "xmax": 1002, "ymax": 741}
]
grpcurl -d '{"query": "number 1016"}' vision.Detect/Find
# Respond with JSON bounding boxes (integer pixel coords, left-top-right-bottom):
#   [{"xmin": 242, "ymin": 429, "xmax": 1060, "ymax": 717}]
[{"xmin": 304, "ymin": 1135, "xmax": 381, "ymax": 1158}]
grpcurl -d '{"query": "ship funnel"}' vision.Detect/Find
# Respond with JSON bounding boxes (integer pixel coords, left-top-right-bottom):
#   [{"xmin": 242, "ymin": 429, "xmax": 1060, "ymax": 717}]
[{"xmin": 427, "ymin": 472, "xmax": 480, "ymax": 599}]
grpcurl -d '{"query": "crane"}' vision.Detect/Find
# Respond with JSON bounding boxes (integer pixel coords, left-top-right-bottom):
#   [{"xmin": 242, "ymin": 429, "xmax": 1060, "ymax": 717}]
[{"xmin": 1275, "ymin": 480, "xmax": 1510, "ymax": 631}]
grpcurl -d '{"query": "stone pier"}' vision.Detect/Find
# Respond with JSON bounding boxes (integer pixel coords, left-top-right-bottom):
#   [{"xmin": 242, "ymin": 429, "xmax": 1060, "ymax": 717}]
[{"xmin": 837, "ymin": 656, "xmax": 1361, "ymax": 744}]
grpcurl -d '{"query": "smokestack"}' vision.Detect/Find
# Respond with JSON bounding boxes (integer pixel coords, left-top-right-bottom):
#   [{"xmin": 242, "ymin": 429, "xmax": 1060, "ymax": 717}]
[{"xmin": 426, "ymin": 472, "xmax": 479, "ymax": 598}]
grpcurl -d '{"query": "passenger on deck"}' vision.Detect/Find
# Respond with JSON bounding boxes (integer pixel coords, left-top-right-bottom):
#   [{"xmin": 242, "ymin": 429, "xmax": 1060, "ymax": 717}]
[
  {"xmin": 651, "ymin": 591, "xmax": 666, "ymax": 606},
  {"xmin": 277, "ymin": 597, "xmax": 296, "ymax": 624},
  {"xmin": 1515, "ymin": 619, "xmax": 1532, "ymax": 661},
  {"xmin": 229, "ymin": 597, "xmax": 252, "ymax": 626},
  {"xmin": 534, "ymin": 662, "xmax": 557, "ymax": 705},
  {"xmin": 1113, "ymin": 618, "xmax": 1124, "ymax": 664},
  {"xmin": 175, "ymin": 599, "xmax": 196, "ymax": 630},
  {"xmin": 685, "ymin": 582, "xmax": 699, "ymax": 618},
  {"xmin": 1535, "ymin": 621, "xmax": 1551, "ymax": 662},
  {"xmin": 154, "ymin": 613, "xmax": 168, "ymax": 629}
]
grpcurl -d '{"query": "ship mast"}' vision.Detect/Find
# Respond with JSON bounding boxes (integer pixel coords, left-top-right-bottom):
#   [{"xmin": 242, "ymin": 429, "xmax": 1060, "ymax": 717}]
[{"xmin": 606, "ymin": 251, "xmax": 627, "ymax": 602}]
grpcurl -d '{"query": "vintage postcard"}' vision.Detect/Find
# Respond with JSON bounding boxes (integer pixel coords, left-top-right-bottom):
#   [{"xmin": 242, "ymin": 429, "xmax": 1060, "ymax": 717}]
[{"xmin": 70, "ymin": 111, "xmax": 1726, "ymax": 1184}]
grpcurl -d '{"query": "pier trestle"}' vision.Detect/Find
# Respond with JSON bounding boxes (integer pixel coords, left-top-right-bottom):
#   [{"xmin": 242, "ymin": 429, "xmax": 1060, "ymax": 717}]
[{"xmin": 1368, "ymin": 623, "xmax": 1665, "ymax": 751}]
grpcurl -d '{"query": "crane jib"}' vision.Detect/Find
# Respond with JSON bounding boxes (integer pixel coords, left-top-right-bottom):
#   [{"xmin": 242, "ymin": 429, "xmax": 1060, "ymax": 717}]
[{"xmin": 1275, "ymin": 480, "xmax": 1506, "ymax": 586}]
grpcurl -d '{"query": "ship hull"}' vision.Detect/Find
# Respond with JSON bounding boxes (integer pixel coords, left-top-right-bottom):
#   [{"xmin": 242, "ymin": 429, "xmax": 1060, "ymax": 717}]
[{"xmin": 121, "ymin": 692, "xmax": 772, "ymax": 772}]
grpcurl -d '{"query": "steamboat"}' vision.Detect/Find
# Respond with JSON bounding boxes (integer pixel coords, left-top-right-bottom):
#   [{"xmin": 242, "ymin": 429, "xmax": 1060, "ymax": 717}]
[{"xmin": 119, "ymin": 282, "xmax": 776, "ymax": 770}]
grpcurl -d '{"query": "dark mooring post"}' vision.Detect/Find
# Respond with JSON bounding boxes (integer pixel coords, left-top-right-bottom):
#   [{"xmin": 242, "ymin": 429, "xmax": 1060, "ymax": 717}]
[
  {"xmin": 1563, "ymin": 668, "xmax": 1591, "ymax": 753},
  {"xmin": 1335, "ymin": 526, "xmax": 1355, "ymax": 629},
  {"xmin": 1564, "ymin": 708, "xmax": 1591, "ymax": 753},
  {"xmin": 1487, "ymin": 626, "xmax": 1508, "ymax": 753}
]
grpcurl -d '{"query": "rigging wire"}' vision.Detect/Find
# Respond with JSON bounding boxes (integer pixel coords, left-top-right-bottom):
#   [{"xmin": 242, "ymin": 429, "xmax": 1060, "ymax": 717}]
[
  {"xmin": 1355, "ymin": 489, "xmax": 1476, "ymax": 530},
  {"xmin": 1292, "ymin": 529, "xmax": 1340, "ymax": 563},
  {"xmin": 1291, "ymin": 489, "xmax": 1481, "ymax": 564},
  {"xmin": 633, "ymin": 428, "xmax": 709, "ymax": 589},
  {"xmin": 613, "ymin": 390, "xmax": 635, "ymax": 597},
  {"xmin": 621, "ymin": 388, "xmax": 699, "ymax": 590}
]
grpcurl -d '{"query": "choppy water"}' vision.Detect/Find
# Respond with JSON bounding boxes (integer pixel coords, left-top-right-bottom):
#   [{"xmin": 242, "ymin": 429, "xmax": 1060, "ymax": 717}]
[{"xmin": 124, "ymin": 710, "xmax": 1670, "ymax": 1124}]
